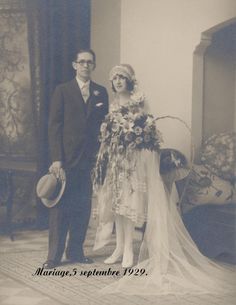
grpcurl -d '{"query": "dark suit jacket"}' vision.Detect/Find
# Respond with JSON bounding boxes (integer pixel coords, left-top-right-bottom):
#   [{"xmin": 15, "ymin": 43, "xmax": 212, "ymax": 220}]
[{"xmin": 48, "ymin": 79, "xmax": 109, "ymax": 170}]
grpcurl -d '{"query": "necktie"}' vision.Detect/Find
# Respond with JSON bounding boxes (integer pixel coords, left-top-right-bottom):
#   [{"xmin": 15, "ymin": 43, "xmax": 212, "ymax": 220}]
[{"xmin": 81, "ymin": 83, "xmax": 89, "ymax": 103}]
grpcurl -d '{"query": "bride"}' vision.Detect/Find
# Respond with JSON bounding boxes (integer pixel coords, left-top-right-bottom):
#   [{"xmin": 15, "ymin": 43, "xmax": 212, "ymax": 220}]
[{"xmin": 92, "ymin": 64, "xmax": 235, "ymax": 295}]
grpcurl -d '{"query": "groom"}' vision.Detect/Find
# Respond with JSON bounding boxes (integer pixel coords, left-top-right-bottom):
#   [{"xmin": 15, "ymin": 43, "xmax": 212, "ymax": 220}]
[{"xmin": 44, "ymin": 49, "xmax": 109, "ymax": 269}]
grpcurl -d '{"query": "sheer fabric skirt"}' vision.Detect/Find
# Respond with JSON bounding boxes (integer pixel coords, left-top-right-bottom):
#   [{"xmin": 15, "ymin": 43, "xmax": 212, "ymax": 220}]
[{"xmin": 94, "ymin": 150, "xmax": 236, "ymax": 295}]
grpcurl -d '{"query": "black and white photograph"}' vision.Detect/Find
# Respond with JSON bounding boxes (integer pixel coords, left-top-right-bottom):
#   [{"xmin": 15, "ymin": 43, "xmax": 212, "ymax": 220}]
[{"xmin": 0, "ymin": 1, "xmax": 235, "ymax": 305}]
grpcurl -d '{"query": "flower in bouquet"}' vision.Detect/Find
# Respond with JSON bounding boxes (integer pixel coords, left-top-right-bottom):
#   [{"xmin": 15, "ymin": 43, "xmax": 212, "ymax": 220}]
[
  {"xmin": 111, "ymin": 122, "xmax": 120, "ymax": 132},
  {"xmin": 154, "ymin": 129, "xmax": 163, "ymax": 143},
  {"xmin": 134, "ymin": 126, "xmax": 142, "ymax": 136},
  {"xmin": 144, "ymin": 134, "xmax": 151, "ymax": 143},
  {"xmin": 100, "ymin": 122, "xmax": 107, "ymax": 132},
  {"xmin": 135, "ymin": 137, "xmax": 143, "ymax": 145},
  {"xmin": 144, "ymin": 125, "xmax": 151, "ymax": 133},
  {"xmin": 128, "ymin": 142, "xmax": 136, "ymax": 150},
  {"xmin": 124, "ymin": 132, "xmax": 133, "ymax": 142},
  {"xmin": 123, "ymin": 120, "xmax": 134, "ymax": 132}
]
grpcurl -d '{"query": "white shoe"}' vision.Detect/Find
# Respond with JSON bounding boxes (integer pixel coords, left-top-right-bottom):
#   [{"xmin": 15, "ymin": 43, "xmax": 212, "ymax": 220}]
[
  {"xmin": 104, "ymin": 253, "xmax": 122, "ymax": 264},
  {"xmin": 122, "ymin": 253, "xmax": 134, "ymax": 268}
]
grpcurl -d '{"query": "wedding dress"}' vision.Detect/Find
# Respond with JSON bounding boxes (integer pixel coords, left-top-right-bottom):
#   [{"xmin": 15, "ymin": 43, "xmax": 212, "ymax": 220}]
[{"xmin": 93, "ymin": 98, "xmax": 236, "ymax": 296}]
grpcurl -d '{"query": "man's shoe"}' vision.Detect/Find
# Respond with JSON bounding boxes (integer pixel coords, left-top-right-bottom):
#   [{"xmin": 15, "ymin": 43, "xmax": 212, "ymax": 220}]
[
  {"xmin": 77, "ymin": 256, "xmax": 94, "ymax": 264},
  {"xmin": 43, "ymin": 260, "xmax": 59, "ymax": 269},
  {"xmin": 67, "ymin": 255, "xmax": 94, "ymax": 264}
]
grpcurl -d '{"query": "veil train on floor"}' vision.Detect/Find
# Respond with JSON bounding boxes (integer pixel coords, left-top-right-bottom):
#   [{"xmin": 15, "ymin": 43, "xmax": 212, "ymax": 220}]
[{"xmin": 99, "ymin": 117, "xmax": 236, "ymax": 296}]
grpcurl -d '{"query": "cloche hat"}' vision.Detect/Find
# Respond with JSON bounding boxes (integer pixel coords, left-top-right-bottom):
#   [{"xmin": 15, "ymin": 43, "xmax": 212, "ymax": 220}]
[{"xmin": 109, "ymin": 64, "xmax": 136, "ymax": 82}]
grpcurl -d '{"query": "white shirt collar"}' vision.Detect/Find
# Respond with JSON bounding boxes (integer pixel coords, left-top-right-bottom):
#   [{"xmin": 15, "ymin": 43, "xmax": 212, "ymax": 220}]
[{"xmin": 76, "ymin": 77, "xmax": 90, "ymax": 89}]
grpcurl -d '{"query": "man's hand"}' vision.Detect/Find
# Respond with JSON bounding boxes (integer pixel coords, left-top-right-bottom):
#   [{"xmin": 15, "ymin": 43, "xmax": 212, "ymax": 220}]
[{"xmin": 49, "ymin": 161, "xmax": 65, "ymax": 180}]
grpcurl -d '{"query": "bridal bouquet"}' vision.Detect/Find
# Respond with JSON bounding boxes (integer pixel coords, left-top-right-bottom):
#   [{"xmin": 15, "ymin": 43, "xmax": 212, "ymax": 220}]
[
  {"xmin": 93, "ymin": 101, "xmax": 163, "ymax": 186},
  {"xmin": 99, "ymin": 104, "xmax": 162, "ymax": 153}
]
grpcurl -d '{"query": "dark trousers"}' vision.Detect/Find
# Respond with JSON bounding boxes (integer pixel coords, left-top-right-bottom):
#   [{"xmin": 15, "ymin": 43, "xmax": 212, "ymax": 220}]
[{"xmin": 47, "ymin": 167, "xmax": 92, "ymax": 263}]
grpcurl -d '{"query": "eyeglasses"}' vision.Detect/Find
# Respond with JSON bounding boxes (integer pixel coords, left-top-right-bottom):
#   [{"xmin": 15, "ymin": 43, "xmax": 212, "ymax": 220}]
[{"xmin": 75, "ymin": 60, "xmax": 95, "ymax": 67}]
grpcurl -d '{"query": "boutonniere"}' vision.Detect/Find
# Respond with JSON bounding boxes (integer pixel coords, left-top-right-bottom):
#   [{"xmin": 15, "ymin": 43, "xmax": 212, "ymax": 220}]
[{"xmin": 93, "ymin": 90, "xmax": 100, "ymax": 96}]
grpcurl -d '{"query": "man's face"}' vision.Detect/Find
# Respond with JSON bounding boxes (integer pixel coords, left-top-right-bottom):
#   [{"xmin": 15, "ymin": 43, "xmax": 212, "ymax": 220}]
[{"xmin": 72, "ymin": 52, "xmax": 95, "ymax": 82}]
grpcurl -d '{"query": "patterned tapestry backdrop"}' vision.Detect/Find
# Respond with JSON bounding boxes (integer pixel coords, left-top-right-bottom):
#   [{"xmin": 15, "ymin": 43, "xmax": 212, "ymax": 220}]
[
  {"xmin": 0, "ymin": 0, "xmax": 37, "ymax": 158},
  {"xmin": 0, "ymin": 0, "xmax": 37, "ymax": 227},
  {"xmin": 0, "ymin": 0, "xmax": 90, "ymax": 227}
]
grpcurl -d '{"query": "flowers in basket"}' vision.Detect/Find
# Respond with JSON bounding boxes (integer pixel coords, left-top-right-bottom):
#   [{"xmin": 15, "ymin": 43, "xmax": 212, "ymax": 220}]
[{"xmin": 93, "ymin": 101, "xmax": 163, "ymax": 187}]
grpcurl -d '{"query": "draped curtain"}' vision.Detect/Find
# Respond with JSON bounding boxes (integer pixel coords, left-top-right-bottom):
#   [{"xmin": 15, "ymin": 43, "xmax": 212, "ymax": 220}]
[
  {"xmin": 26, "ymin": 0, "xmax": 91, "ymax": 225},
  {"xmin": 27, "ymin": 0, "xmax": 90, "ymax": 174},
  {"xmin": 0, "ymin": 0, "xmax": 90, "ymax": 227}
]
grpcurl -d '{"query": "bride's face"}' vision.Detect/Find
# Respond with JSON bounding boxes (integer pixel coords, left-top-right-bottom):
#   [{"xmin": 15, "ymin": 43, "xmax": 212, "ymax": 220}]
[{"xmin": 112, "ymin": 74, "xmax": 128, "ymax": 94}]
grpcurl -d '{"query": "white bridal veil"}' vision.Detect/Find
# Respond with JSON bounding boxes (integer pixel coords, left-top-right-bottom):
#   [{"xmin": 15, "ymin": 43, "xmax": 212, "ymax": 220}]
[
  {"xmin": 100, "ymin": 150, "xmax": 235, "ymax": 296},
  {"xmin": 93, "ymin": 78, "xmax": 236, "ymax": 296}
]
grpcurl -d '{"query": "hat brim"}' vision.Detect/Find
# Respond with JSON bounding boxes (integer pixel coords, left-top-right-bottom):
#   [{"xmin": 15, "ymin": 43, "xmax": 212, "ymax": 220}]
[{"xmin": 40, "ymin": 179, "xmax": 66, "ymax": 208}]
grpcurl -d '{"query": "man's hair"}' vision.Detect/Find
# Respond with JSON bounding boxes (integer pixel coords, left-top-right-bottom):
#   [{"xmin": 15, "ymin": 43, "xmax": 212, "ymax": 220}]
[{"xmin": 72, "ymin": 49, "xmax": 96, "ymax": 63}]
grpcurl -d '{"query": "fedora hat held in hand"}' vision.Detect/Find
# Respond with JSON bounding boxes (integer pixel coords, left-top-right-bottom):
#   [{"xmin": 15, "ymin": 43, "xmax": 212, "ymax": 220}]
[{"xmin": 36, "ymin": 172, "xmax": 66, "ymax": 208}]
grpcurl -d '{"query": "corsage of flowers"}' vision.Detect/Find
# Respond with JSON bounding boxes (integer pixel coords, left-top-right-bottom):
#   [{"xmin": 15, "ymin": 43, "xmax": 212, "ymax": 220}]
[
  {"xmin": 200, "ymin": 132, "xmax": 236, "ymax": 182},
  {"xmin": 93, "ymin": 98, "xmax": 163, "ymax": 187}
]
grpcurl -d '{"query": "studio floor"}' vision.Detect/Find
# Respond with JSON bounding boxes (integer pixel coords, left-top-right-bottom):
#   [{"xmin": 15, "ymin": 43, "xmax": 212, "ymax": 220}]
[{"xmin": 0, "ymin": 221, "xmax": 235, "ymax": 305}]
